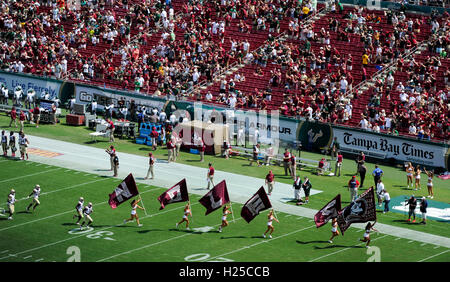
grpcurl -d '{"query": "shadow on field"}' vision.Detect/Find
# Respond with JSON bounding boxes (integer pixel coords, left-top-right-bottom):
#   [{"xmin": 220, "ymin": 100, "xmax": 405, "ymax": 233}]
[
  {"xmin": 138, "ymin": 147, "xmax": 153, "ymax": 152},
  {"xmin": 137, "ymin": 229, "xmax": 164, "ymax": 234},
  {"xmin": 168, "ymin": 228, "xmax": 205, "ymax": 234},
  {"xmin": 314, "ymin": 244, "xmax": 364, "ymax": 250},
  {"xmin": 296, "ymin": 240, "xmax": 329, "ymax": 245},
  {"xmin": 220, "ymin": 236, "xmax": 263, "ymax": 239}
]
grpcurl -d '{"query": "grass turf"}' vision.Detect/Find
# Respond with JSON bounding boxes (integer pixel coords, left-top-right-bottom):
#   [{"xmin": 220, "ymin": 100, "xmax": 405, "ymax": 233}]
[
  {"xmin": 0, "ymin": 110, "xmax": 449, "ymax": 237},
  {"xmin": 0, "ymin": 159, "xmax": 449, "ymax": 262}
]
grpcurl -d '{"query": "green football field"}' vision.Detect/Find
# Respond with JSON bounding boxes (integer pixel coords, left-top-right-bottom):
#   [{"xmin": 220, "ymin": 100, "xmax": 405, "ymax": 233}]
[{"xmin": 0, "ymin": 159, "xmax": 449, "ymax": 262}]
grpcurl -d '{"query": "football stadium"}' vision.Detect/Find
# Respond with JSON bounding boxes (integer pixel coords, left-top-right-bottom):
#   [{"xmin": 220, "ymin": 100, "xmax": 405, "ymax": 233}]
[{"xmin": 0, "ymin": 0, "xmax": 449, "ymax": 270}]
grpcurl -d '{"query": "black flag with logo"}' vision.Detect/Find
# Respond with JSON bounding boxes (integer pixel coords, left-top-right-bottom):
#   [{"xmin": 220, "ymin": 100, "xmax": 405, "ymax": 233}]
[
  {"xmin": 314, "ymin": 194, "xmax": 341, "ymax": 228},
  {"xmin": 337, "ymin": 187, "xmax": 377, "ymax": 235},
  {"xmin": 241, "ymin": 187, "xmax": 272, "ymax": 223}
]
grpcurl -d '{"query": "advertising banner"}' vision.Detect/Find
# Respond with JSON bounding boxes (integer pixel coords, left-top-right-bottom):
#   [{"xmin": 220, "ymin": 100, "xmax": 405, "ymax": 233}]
[
  {"xmin": 333, "ymin": 128, "xmax": 448, "ymax": 169},
  {"xmin": 0, "ymin": 71, "xmax": 62, "ymax": 99}
]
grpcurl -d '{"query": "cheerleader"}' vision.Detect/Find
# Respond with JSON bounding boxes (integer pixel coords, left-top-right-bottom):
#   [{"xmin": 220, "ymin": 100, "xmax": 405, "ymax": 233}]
[
  {"xmin": 423, "ymin": 168, "xmax": 434, "ymax": 199},
  {"xmin": 405, "ymin": 162, "xmax": 414, "ymax": 188},
  {"xmin": 124, "ymin": 198, "xmax": 144, "ymax": 227},
  {"xmin": 176, "ymin": 203, "xmax": 192, "ymax": 230},
  {"xmin": 414, "ymin": 165, "xmax": 421, "ymax": 191},
  {"xmin": 328, "ymin": 218, "xmax": 339, "ymax": 243},
  {"xmin": 263, "ymin": 209, "xmax": 279, "ymax": 239},
  {"xmin": 218, "ymin": 205, "xmax": 232, "ymax": 233},
  {"xmin": 359, "ymin": 221, "xmax": 378, "ymax": 248}
]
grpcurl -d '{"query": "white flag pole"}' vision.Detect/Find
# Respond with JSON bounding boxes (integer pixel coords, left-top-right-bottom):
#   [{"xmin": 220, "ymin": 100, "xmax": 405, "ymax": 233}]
[
  {"xmin": 229, "ymin": 202, "xmax": 236, "ymax": 223},
  {"xmin": 272, "ymin": 208, "xmax": 280, "ymax": 223},
  {"xmin": 189, "ymin": 200, "xmax": 193, "ymax": 223},
  {"xmin": 138, "ymin": 195, "xmax": 148, "ymax": 216}
]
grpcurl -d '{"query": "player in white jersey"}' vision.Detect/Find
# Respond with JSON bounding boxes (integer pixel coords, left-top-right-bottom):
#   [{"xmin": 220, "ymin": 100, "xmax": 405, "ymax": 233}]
[
  {"xmin": 73, "ymin": 197, "xmax": 84, "ymax": 225},
  {"xmin": 26, "ymin": 184, "xmax": 41, "ymax": 212},
  {"xmin": 80, "ymin": 202, "xmax": 94, "ymax": 230},
  {"xmin": 263, "ymin": 209, "xmax": 279, "ymax": 239},
  {"xmin": 6, "ymin": 189, "xmax": 16, "ymax": 220},
  {"xmin": 9, "ymin": 131, "xmax": 17, "ymax": 158},
  {"xmin": 1, "ymin": 130, "xmax": 7, "ymax": 156},
  {"xmin": 18, "ymin": 132, "xmax": 29, "ymax": 160},
  {"xmin": 176, "ymin": 203, "xmax": 192, "ymax": 230},
  {"xmin": 1, "ymin": 84, "xmax": 8, "ymax": 104}
]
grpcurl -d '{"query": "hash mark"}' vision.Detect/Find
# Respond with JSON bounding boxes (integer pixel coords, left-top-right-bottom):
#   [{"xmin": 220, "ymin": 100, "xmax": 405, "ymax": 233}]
[
  {"xmin": 35, "ymin": 258, "xmax": 44, "ymax": 262},
  {"xmin": 23, "ymin": 255, "xmax": 32, "ymax": 259},
  {"xmin": 0, "ymin": 250, "xmax": 9, "ymax": 254}
]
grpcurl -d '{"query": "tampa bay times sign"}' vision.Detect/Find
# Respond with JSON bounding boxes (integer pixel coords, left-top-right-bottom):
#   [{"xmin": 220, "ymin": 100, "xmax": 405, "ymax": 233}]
[{"xmin": 333, "ymin": 128, "xmax": 448, "ymax": 169}]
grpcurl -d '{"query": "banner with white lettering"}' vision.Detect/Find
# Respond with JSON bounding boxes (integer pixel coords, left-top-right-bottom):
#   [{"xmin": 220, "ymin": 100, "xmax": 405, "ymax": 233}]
[
  {"xmin": 75, "ymin": 84, "xmax": 166, "ymax": 112},
  {"xmin": 108, "ymin": 173, "xmax": 139, "ymax": 209},
  {"xmin": 241, "ymin": 186, "xmax": 272, "ymax": 223},
  {"xmin": 333, "ymin": 128, "xmax": 448, "ymax": 169},
  {"xmin": 0, "ymin": 71, "xmax": 62, "ymax": 100}
]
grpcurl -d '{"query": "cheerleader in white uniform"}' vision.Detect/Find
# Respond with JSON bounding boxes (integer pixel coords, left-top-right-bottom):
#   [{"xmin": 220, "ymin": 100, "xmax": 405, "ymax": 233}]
[
  {"xmin": 359, "ymin": 221, "xmax": 378, "ymax": 248},
  {"xmin": 328, "ymin": 218, "xmax": 340, "ymax": 243},
  {"xmin": 423, "ymin": 168, "xmax": 434, "ymax": 199},
  {"xmin": 176, "ymin": 203, "xmax": 192, "ymax": 230},
  {"xmin": 263, "ymin": 209, "xmax": 279, "ymax": 239},
  {"xmin": 124, "ymin": 198, "xmax": 144, "ymax": 227},
  {"xmin": 218, "ymin": 205, "xmax": 232, "ymax": 233}
]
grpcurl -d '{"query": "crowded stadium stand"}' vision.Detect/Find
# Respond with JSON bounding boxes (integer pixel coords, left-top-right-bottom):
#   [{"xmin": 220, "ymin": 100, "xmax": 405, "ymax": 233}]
[{"xmin": 0, "ymin": 0, "xmax": 448, "ymax": 142}]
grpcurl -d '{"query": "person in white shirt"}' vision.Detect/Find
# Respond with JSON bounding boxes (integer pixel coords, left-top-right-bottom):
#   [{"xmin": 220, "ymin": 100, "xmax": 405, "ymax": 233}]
[
  {"xmin": 408, "ymin": 123, "xmax": 417, "ymax": 135},
  {"xmin": 376, "ymin": 179, "xmax": 385, "ymax": 207},
  {"xmin": 205, "ymin": 91, "xmax": 213, "ymax": 101},
  {"xmin": 382, "ymin": 189, "xmax": 390, "ymax": 213},
  {"xmin": 359, "ymin": 115, "xmax": 368, "ymax": 130},
  {"xmin": 340, "ymin": 77, "xmax": 348, "ymax": 94},
  {"xmin": 26, "ymin": 184, "xmax": 41, "ymax": 212}
]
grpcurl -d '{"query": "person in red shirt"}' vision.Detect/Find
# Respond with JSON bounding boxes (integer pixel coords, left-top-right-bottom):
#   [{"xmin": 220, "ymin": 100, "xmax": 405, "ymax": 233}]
[
  {"xmin": 19, "ymin": 110, "xmax": 26, "ymax": 132},
  {"xmin": 335, "ymin": 151, "xmax": 343, "ymax": 177},
  {"xmin": 265, "ymin": 170, "xmax": 275, "ymax": 196},
  {"xmin": 290, "ymin": 154, "xmax": 297, "ymax": 179},
  {"xmin": 9, "ymin": 107, "xmax": 17, "ymax": 128},
  {"xmin": 33, "ymin": 105, "xmax": 40, "ymax": 128},
  {"xmin": 317, "ymin": 158, "xmax": 325, "ymax": 175},
  {"xmin": 348, "ymin": 175, "xmax": 360, "ymax": 202},
  {"xmin": 206, "ymin": 162, "xmax": 215, "ymax": 190},
  {"xmin": 283, "ymin": 148, "xmax": 292, "ymax": 176},
  {"xmin": 106, "ymin": 119, "xmax": 115, "ymax": 142},
  {"xmin": 150, "ymin": 127, "xmax": 159, "ymax": 150}
]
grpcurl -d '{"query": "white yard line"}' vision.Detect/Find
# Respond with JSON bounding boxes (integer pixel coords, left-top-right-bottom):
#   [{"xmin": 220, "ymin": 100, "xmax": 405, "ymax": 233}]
[
  {"xmin": 0, "ymin": 168, "xmax": 61, "ymax": 184},
  {"xmin": 0, "ymin": 178, "xmax": 110, "ymax": 208},
  {"xmin": 206, "ymin": 223, "xmax": 316, "ymax": 262},
  {"xmin": 308, "ymin": 234, "xmax": 389, "ymax": 262},
  {"xmin": 418, "ymin": 250, "xmax": 450, "ymax": 262},
  {"xmin": 0, "ymin": 201, "xmax": 200, "ymax": 261}
]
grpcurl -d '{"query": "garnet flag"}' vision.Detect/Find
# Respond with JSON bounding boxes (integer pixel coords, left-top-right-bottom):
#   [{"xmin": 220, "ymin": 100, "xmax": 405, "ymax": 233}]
[
  {"xmin": 241, "ymin": 186, "xmax": 272, "ymax": 223},
  {"xmin": 314, "ymin": 194, "xmax": 341, "ymax": 228},
  {"xmin": 108, "ymin": 173, "xmax": 139, "ymax": 209},
  {"xmin": 198, "ymin": 180, "xmax": 230, "ymax": 215},
  {"xmin": 157, "ymin": 179, "xmax": 189, "ymax": 210},
  {"xmin": 337, "ymin": 187, "xmax": 377, "ymax": 235}
]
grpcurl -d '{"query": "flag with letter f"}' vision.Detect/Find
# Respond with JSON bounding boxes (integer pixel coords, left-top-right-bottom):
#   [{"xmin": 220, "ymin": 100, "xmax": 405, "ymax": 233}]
[
  {"xmin": 314, "ymin": 194, "xmax": 341, "ymax": 228},
  {"xmin": 108, "ymin": 173, "xmax": 139, "ymax": 209},
  {"xmin": 241, "ymin": 186, "xmax": 272, "ymax": 223},
  {"xmin": 198, "ymin": 180, "xmax": 230, "ymax": 215},
  {"xmin": 158, "ymin": 179, "xmax": 189, "ymax": 210}
]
